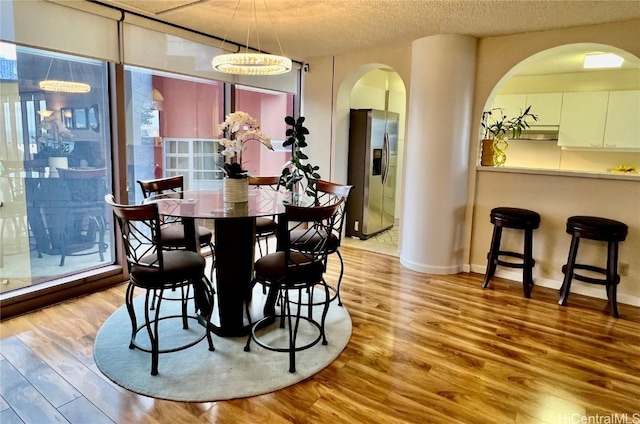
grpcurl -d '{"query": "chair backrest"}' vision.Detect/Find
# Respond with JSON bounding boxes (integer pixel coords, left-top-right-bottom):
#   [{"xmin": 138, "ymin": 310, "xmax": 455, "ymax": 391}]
[
  {"xmin": 314, "ymin": 180, "xmax": 354, "ymax": 246},
  {"xmin": 284, "ymin": 199, "xmax": 343, "ymax": 275},
  {"xmin": 137, "ymin": 175, "xmax": 184, "ymax": 199},
  {"xmin": 59, "ymin": 167, "xmax": 107, "ymax": 204},
  {"xmin": 105, "ymin": 193, "xmax": 164, "ymax": 272},
  {"xmin": 248, "ymin": 175, "xmax": 280, "ymax": 190}
]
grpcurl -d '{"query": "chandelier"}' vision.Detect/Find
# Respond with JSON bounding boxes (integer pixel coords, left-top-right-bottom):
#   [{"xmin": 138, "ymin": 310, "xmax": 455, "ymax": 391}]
[
  {"xmin": 39, "ymin": 58, "xmax": 91, "ymax": 93},
  {"xmin": 212, "ymin": 0, "xmax": 292, "ymax": 76},
  {"xmin": 212, "ymin": 53, "xmax": 291, "ymax": 76}
]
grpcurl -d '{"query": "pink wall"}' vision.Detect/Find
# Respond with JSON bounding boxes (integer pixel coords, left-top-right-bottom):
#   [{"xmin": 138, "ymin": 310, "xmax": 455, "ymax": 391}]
[
  {"xmin": 153, "ymin": 77, "xmax": 290, "ymax": 178},
  {"xmin": 237, "ymin": 89, "xmax": 292, "ymax": 176},
  {"xmin": 155, "ymin": 77, "xmax": 221, "ymax": 139}
]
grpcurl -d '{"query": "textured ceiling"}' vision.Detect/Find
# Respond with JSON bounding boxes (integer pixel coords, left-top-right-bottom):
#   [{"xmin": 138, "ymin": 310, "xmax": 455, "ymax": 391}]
[{"xmin": 91, "ymin": 0, "xmax": 640, "ymax": 62}]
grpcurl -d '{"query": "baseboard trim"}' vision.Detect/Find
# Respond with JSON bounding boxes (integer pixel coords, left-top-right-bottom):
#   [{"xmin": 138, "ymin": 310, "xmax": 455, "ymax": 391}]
[
  {"xmin": 400, "ymin": 256, "xmax": 462, "ymax": 275},
  {"xmin": 469, "ymin": 264, "xmax": 640, "ymax": 307}
]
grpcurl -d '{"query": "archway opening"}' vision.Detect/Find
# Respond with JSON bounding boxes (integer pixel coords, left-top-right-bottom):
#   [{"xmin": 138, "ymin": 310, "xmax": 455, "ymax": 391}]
[
  {"xmin": 480, "ymin": 43, "xmax": 640, "ymax": 171},
  {"xmin": 337, "ymin": 66, "xmax": 407, "ymax": 256}
]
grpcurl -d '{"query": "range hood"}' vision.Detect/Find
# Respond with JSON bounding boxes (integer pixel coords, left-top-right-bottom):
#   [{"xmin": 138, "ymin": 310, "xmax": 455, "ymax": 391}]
[{"xmin": 513, "ymin": 126, "xmax": 559, "ymax": 141}]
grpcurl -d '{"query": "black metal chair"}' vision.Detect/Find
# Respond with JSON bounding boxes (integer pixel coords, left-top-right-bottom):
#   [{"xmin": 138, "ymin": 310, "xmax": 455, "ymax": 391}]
[
  {"xmin": 248, "ymin": 175, "xmax": 281, "ymax": 257},
  {"xmin": 289, "ymin": 180, "xmax": 354, "ymax": 306},
  {"xmin": 137, "ymin": 176, "xmax": 215, "ymax": 262},
  {"xmin": 57, "ymin": 167, "xmax": 108, "ymax": 267},
  {"xmin": 105, "ymin": 194, "xmax": 215, "ymax": 375},
  {"xmin": 244, "ymin": 199, "xmax": 342, "ymax": 373}
]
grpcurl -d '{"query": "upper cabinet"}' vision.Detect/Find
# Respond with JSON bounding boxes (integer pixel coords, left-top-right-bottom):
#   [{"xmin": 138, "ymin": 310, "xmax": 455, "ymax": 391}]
[
  {"xmin": 558, "ymin": 90, "xmax": 640, "ymax": 149},
  {"xmin": 526, "ymin": 93, "xmax": 563, "ymax": 126},
  {"xmin": 493, "ymin": 93, "xmax": 562, "ymax": 126},
  {"xmin": 603, "ymin": 90, "xmax": 640, "ymax": 149},
  {"xmin": 558, "ymin": 92, "xmax": 609, "ymax": 147},
  {"xmin": 492, "ymin": 90, "xmax": 640, "ymax": 150}
]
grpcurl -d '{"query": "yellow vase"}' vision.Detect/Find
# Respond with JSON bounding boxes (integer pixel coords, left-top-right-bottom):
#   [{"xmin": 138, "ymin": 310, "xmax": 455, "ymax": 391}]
[{"xmin": 492, "ymin": 138, "xmax": 508, "ymax": 167}]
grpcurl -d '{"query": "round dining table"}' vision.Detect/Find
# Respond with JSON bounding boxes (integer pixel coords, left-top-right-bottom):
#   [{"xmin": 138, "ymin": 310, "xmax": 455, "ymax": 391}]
[{"xmin": 149, "ymin": 187, "xmax": 292, "ymax": 337}]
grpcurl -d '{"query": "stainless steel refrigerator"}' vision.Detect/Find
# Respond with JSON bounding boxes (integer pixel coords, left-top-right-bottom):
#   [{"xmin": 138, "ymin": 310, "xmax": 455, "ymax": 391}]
[{"xmin": 346, "ymin": 108, "xmax": 398, "ymax": 240}]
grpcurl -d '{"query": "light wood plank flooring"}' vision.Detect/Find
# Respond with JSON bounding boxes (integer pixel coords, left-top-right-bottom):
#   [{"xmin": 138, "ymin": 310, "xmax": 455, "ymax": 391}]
[{"xmin": 1, "ymin": 246, "xmax": 639, "ymax": 424}]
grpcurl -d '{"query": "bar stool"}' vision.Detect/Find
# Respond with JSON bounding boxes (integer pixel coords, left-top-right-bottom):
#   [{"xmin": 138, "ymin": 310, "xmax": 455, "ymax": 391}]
[
  {"xmin": 559, "ymin": 216, "xmax": 628, "ymax": 318},
  {"xmin": 482, "ymin": 207, "xmax": 541, "ymax": 298}
]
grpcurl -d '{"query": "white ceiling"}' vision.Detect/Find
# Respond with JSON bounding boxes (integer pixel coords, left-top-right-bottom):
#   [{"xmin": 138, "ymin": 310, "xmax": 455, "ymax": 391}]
[{"xmin": 91, "ymin": 0, "xmax": 640, "ymax": 74}]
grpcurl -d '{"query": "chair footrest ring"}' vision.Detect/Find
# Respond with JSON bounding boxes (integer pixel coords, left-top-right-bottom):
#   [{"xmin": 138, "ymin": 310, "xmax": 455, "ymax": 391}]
[
  {"xmin": 561, "ymin": 264, "xmax": 620, "ymax": 286},
  {"xmin": 130, "ymin": 314, "xmax": 209, "ymax": 354},
  {"xmin": 248, "ymin": 314, "xmax": 323, "ymax": 353}
]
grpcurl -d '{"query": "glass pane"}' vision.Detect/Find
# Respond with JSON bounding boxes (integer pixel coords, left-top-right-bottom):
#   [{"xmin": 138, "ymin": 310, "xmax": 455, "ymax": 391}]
[
  {"xmin": 235, "ymin": 86, "xmax": 293, "ymax": 176},
  {"xmin": 124, "ymin": 66, "xmax": 224, "ymax": 199},
  {"xmin": 177, "ymin": 141, "xmax": 189, "ymax": 154},
  {"xmin": 176, "ymin": 157, "xmax": 189, "ymax": 169},
  {"xmin": 0, "ymin": 43, "xmax": 113, "ymax": 294},
  {"xmin": 194, "ymin": 171, "xmax": 219, "ymax": 180},
  {"xmin": 194, "ymin": 155, "xmax": 216, "ymax": 169}
]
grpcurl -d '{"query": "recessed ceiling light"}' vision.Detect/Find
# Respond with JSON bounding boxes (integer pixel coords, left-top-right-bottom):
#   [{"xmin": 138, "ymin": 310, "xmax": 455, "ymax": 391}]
[{"xmin": 583, "ymin": 53, "xmax": 624, "ymax": 69}]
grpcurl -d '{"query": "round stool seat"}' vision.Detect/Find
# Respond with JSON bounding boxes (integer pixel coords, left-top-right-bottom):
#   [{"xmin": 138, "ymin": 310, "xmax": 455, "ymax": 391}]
[
  {"xmin": 566, "ymin": 216, "xmax": 628, "ymax": 242},
  {"xmin": 490, "ymin": 207, "xmax": 541, "ymax": 230}
]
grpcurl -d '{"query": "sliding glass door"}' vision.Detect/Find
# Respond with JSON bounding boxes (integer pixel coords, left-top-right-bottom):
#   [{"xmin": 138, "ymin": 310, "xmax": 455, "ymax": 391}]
[{"xmin": 0, "ymin": 42, "xmax": 113, "ymax": 294}]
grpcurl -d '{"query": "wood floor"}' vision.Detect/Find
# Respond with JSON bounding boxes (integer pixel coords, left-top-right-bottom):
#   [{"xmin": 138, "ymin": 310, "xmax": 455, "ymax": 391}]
[{"xmin": 1, "ymin": 246, "xmax": 639, "ymax": 424}]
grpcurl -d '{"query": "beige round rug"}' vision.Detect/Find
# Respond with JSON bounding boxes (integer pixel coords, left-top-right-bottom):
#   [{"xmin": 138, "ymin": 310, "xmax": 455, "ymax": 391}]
[{"xmin": 94, "ymin": 289, "xmax": 352, "ymax": 402}]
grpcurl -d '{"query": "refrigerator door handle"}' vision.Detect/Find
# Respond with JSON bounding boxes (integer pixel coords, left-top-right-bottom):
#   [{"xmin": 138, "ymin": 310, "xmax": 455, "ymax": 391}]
[{"xmin": 382, "ymin": 132, "xmax": 390, "ymax": 184}]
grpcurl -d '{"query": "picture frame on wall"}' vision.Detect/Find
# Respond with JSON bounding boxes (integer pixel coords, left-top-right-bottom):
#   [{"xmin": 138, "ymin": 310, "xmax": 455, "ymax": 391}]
[
  {"xmin": 74, "ymin": 108, "xmax": 87, "ymax": 129},
  {"xmin": 61, "ymin": 108, "xmax": 74, "ymax": 129}
]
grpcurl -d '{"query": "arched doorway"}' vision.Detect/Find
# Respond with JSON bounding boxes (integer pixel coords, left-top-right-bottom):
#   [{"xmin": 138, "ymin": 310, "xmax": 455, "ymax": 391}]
[
  {"xmin": 336, "ymin": 66, "xmax": 407, "ymax": 256},
  {"xmin": 478, "ymin": 43, "xmax": 640, "ymax": 170}
]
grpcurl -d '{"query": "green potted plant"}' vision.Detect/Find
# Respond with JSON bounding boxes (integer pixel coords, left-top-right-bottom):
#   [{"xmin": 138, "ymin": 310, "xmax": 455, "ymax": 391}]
[
  {"xmin": 279, "ymin": 116, "xmax": 321, "ymax": 201},
  {"xmin": 480, "ymin": 105, "xmax": 538, "ymax": 166}
]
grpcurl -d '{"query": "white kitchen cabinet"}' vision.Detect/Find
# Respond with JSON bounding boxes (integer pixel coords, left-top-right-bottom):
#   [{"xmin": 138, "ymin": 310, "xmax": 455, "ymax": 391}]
[
  {"xmin": 603, "ymin": 90, "xmax": 640, "ymax": 149},
  {"xmin": 491, "ymin": 94, "xmax": 526, "ymax": 120},
  {"xmin": 492, "ymin": 93, "xmax": 562, "ymax": 126},
  {"xmin": 526, "ymin": 93, "xmax": 563, "ymax": 126},
  {"xmin": 558, "ymin": 92, "xmax": 609, "ymax": 147}
]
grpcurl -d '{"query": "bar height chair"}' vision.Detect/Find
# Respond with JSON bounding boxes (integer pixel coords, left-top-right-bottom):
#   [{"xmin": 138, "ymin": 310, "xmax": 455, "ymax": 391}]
[
  {"xmin": 290, "ymin": 180, "xmax": 354, "ymax": 306},
  {"xmin": 244, "ymin": 199, "xmax": 342, "ymax": 373},
  {"xmin": 482, "ymin": 207, "xmax": 541, "ymax": 298},
  {"xmin": 559, "ymin": 215, "xmax": 628, "ymax": 317},
  {"xmin": 105, "ymin": 194, "xmax": 215, "ymax": 375},
  {"xmin": 248, "ymin": 175, "xmax": 281, "ymax": 257},
  {"xmin": 137, "ymin": 176, "xmax": 215, "ymax": 269}
]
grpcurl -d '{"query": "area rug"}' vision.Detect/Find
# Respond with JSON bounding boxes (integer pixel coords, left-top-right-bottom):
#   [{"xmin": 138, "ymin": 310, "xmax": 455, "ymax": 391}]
[{"xmin": 94, "ymin": 289, "xmax": 352, "ymax": 402}]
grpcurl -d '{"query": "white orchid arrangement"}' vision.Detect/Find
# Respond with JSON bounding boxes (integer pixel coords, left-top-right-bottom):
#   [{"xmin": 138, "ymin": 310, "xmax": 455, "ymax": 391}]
[
  {"xmin": 40, "ymin": 114, "xmax": 74, "ymax": 141},
  {"xmin": 217, "ymin": 111, "xmax": 273, "ymax": 178}
]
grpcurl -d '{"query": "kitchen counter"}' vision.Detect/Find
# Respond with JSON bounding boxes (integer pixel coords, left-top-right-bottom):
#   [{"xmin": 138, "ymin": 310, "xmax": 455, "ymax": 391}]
[{"xmin": 476, "ymin": 166, "xmax": 640, "ymax": 181}]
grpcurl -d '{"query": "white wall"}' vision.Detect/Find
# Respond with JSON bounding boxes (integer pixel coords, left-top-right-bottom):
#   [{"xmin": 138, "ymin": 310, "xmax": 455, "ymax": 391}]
[
  {"xmin": 301, "ymin": 18, "xmax": 640, "ymax": 306},
  {"xmin": 467, "ymin": 19, "xmax": 640, "ymax": 305},
  {"xmin": 302, "ymin": 47, "xmax": 412, "ymax": 185}
]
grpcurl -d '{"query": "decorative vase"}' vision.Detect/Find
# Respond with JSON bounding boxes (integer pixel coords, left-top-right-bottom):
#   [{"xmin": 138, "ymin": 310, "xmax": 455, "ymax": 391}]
[
  {"xmin": 48, "ymin": 156, "xmax": 68, "ymax": 177},
  {"xmin": 480, "ymin": 139, "xmax": 495, "ymax": 166},
  {"xmin": 480, "ymin": 138, "xmax": 508, "ymax": 167},
  {"xmin": 492, "ymin": 138, "xmax": 508, "ymax": 167},
  {"xmin": 223, "ymin": 176, "xmax": 249, "ymax": 203}
]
